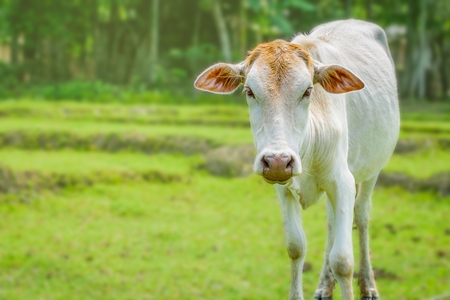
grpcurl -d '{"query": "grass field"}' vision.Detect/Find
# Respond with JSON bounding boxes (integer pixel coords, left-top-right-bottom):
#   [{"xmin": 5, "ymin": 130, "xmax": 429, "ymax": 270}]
[{"xmin": 0, "ymin": 99, "xmax": 449, "ymax": 300}]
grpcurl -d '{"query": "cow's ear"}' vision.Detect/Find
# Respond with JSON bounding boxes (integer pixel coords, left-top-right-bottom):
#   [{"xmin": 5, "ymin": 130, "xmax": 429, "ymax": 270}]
[
  {"xmin": 313, "ymin": 63, "xmax": 365, "ymax": 94},
  {"xmin": 194, "ymin": 62, "xmax": 245, "ymax": 94}
]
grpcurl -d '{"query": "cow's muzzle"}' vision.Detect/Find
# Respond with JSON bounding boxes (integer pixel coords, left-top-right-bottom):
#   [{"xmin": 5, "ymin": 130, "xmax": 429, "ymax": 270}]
[{"xmin": 261, "ymin": 154, "xmax": 294, "ymax": 183}]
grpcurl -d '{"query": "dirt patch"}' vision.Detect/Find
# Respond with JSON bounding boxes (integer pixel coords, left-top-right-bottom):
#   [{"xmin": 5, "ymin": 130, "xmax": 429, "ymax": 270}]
[
  {"xmin": 394, "ymin": 138, "xmax": 450, "ymax": 154},
  {"xmin": 302, "ymin": 261, "xmax": 313, "ymax": 272},
  {"xmin": 145, "ymin": 119, "xmax": 250, "ymax": 127},
  {"xmin": 372, "ymin": 268, "xmax": 401, "ymax": 280},
  {"xmin": 394, "ymin": 139, "xmax": 422, "ymax": 154},
  {"xmin": 438, "ymin": 138, "xmax": 450, "ymax": 150},
  {"xmin": 198, "ymin": 144, "xmax": 450, "ymax": 196},
  {"xmin": 0, "ymin": 131, "xmax": 215, "ymax": 155},
  {"xmin": 377, "ymin": 171, "xmax": 450, "ymax": 196},
  {"xmin": 428, "ymin": 294, "xmax": 450, "ymax": 300},
  {"xmin": 0, "ymin": 165, "xmax": 182, "ymax": 203},
  {"xmin": 353, "ymin": 268, "xmax": 400, "ymax": 280},
  {"xmin": 200, "ymin": 144, "xmax": 255, "ymax": 177},
  {"xmin": 127, "ymin": 107, "xmax": 179, "ymax": 116},
  {"xmin": 394, "ymin": 138, "xmax": 434, "ymax": 154}
]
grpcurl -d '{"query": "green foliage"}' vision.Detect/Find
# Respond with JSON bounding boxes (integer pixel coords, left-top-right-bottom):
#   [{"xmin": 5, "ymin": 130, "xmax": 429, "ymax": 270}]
[
  {"xmin": 0, "ymin": 63, "xmax": 20, "ymax": 97},
  {"xmin": 0, "ymin": 0, "xmax": 448, "ymax": 99},
  {"xmin": 0, "ymin": 81, "xmax": 250, "ymax": 105},
  {"xmin": 28, "ymin": 81, "xmax": 123, "ymax": 102},
  {"xmin": 244, "ymin": 0, "xmax": 315, "ymax": 36}
]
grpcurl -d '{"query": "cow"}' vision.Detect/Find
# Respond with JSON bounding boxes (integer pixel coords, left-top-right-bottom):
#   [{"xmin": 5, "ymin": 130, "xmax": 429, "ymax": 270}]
[{"xmin": 194, "ymin": 19, "xmax": 399, "ymax": 300}]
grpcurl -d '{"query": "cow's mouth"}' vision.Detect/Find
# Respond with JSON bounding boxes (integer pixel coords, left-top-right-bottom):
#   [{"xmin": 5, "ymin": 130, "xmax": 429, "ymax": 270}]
[
  {"xmin": 262, "ymin": 177, "xmax": 292, "ymax": 185},
  {"xmin": 262, "ymin": 167, "xmax": 293, "ymax": 184}
]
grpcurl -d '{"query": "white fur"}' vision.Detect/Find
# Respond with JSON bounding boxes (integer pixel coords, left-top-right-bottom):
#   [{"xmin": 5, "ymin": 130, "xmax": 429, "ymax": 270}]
[{"xmin": 194, "ymin": 19, "xmax": 399, "ymax": 300}]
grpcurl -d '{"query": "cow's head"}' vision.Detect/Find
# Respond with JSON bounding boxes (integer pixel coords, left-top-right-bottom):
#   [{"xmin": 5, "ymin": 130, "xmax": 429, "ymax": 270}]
[{"xmin": 194, "ymin": 40, "xmax": 364, "ymax": 184}]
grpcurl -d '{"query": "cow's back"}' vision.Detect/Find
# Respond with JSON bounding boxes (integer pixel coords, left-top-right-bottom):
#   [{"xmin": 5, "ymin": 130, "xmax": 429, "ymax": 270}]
[{"xmin": 293, "ymin": 20, "xmax": 400, "ymax": 183}]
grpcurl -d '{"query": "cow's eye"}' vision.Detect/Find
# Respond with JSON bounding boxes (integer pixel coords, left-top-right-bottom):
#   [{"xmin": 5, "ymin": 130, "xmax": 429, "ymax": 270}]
[
  {"xmin": 244, "ymin": 86, "xmax": 255, "ymax": 98},
  {"xmin": 302, "ymin": 86, "xmax": 313, "ymax": 99}
]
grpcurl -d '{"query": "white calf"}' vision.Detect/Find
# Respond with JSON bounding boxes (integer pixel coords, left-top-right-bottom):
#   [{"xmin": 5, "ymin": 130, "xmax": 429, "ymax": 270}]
[{"xmin": 194, "ymin": 19, "xmax": 399, "ymax": 300}]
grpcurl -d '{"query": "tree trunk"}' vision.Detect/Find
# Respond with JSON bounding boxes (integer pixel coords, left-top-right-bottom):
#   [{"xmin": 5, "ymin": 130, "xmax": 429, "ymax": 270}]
[
  {"xmin": 22, "ymin": 33, "xmax": 39, "ymax": 83},
  {"xmin": 365, "ymin": 0, "xmax": 372, "ymax": 20},
  {"xmin": 149, "ymin": 0, "xmax": 159, "ymax": 84},
  {"xmin": 10, "ymin": 34, "xmax": 19, "ymax": 65},
  {"xmin": 55, "ymin": 39, "xmax": 70, "ymax": 82},
  {"xmin": 9, "ymin": 31, "xmax": 20, "ymax": 82},
  {"xmin": 212, "ymin": 0, "xmax": 231, "ymax": 61},
  {"xmin": 437, "ymin": 34, "xmax": 449, "ymax": 100},
  {"xmin": 401, "ymin": 0, "xmax": 429, "ymax": 101},
  {"xmin": 187, "ymin": 9, "xmax": 201, "ymax": 74},
  {"xmin": 416, "ymin": 0, "xmax": 429, "ymax": 100},
  {"xmin": 94, "ymin": 23, "xmax": 106, "ymax": 81},
  {"xmin": 239, "ymin": 0, "xmax": 247, "ymax": 56},
  {"xmin": 343, "ymin": 0, "xmax": 352, "ymax": 18},
  {"xmin": 105, "ymin": 0, "xmax": 120, "ymax": 83}
]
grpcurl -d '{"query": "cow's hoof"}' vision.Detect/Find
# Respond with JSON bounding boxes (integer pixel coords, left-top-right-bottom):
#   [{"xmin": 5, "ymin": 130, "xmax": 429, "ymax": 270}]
[
  {"xmin": 314, "ymin": 296, "xmax": 332, "ymax": 300},
  {"xmin": 313, "ymin": 289, "xmax": 332, "ymax": 300},
  {"xmin": 360, "ymin": 289, "xmax": 379, "ymax": 300}
]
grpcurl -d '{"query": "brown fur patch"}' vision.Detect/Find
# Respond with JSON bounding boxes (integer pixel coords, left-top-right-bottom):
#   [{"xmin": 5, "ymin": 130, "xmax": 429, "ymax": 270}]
[
  {"xmin": 298, "ymin": 40, "xmax": 317, "ymax": 52},
  {"xmin": 245, "ymin": 40, "xmax": 313, "ymax": 90}
]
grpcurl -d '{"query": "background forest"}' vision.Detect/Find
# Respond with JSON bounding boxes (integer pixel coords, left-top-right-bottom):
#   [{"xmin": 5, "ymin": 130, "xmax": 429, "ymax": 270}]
[{"xmin": 0, "ymin": 0, "xmax": 449, "ymax": 102}]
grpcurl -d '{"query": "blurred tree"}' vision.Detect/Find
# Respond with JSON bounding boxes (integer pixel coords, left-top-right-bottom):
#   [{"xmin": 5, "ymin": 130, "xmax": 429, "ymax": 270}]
[
  {"xmin": 245, "ymin": 0, "xmax": 315, "ymax": 41},
  {"xmin": 426, "ymin": 0, "xmax": 450, "ymax": 100},
  {"xmin": 211, "ymin": 0, "xmax": 232, "ymax": 61},
  {"xmin": 0, "ymin": 0, "xmax": 448, "ymax": 99},
  {"xmin": 405, "ymin": 0, "xmax": 430, "ymax": 101},
  {"xmin": 149, "ymin": 0, "xmax": 159, "ymax": 84}
]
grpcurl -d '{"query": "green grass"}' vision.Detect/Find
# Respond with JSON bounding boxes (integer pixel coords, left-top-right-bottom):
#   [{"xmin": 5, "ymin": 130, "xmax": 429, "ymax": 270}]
[
  {"xmin": 0, "ymin": 177, "xmax": 449, "ymax": 300},
  {"xmin": 384, "ymin": 149, "xmax": 450, "ymax": 179},
  {"xmin": 0, "ymin": 149, "xmax": 201, "ymax": 176},
  {"xmin": 399, "ymin": 131, "xmax": 450, "ymax": 141},
  {"xmin": 0, "ymin": 117, "xmax": 253, "ymax": 146},
  {"xmin": 0, "ymin": 100, "xmax": 449, "ymax": 300},
  {"xmin": 401, "ymin": 120, "xmax": 450, "ymax": 134},
  {"xmin": 4, "ymin": 99, "xmax": 450, "ymax": 137},
  {"xmin": 0, "ymin": 100, "xmax": 250, "ymax": 125}
]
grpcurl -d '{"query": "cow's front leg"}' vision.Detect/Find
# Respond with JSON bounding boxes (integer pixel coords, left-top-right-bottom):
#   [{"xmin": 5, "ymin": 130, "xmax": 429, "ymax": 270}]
[
  {"xmin": 275, "ymin": 185, "xmax": 307, "ymax": 300},
  {"xmin": 325, "ymin": 172, "xmax": 356, "ymax": 300}
]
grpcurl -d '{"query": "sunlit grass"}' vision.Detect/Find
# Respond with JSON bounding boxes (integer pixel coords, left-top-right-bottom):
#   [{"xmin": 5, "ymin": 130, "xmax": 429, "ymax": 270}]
[
  {"xmin": 0, "ymin": 118, "xmax": 253, "ymax": 146},
  {"xmin": 0, "ymin": 100, "xmax": 449, "ymax": 300},
  {"xmin": 401, "ymin": 120, "xmax": 450, "ymax": 133},
  {"xmin": 0, "ymin": 149, "xmax": 201, "ymax": 176},
  {"xmin": 0, "ymin": 176, "xmax": 448, "ymax": 300},
  {"xmin": 0, "ymin": 100, "xmax": 250, "ymax": 124},
  {"xmin": 384, "ymin": 149, "xmax": 450, "ymax": 179}
]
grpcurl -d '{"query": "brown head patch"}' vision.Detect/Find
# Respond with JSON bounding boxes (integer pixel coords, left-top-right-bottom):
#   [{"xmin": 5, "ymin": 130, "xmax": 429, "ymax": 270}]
[{"xmin": 245, "ymin": 40, "xmax": 313, "ymax": 90}]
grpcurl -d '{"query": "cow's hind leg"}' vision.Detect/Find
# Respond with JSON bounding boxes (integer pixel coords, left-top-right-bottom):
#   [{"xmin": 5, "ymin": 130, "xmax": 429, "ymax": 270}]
[
  {"xmin": 354, "ymin": 174, "xmax": 379, "ymax": 299},
  {"xmin": 314, "ymin": 198, "xmax": 336, "ymax": 299}
]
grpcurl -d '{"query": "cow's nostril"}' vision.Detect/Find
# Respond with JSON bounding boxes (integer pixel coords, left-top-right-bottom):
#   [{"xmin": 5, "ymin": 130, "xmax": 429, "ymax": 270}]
[
  {"xmin": 262, "ymin": 156, "xmax": 270, "ymax": 169},
  {"xmin": 286, "ymin": 157, "xmax": 294, "ymax": 170}
]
